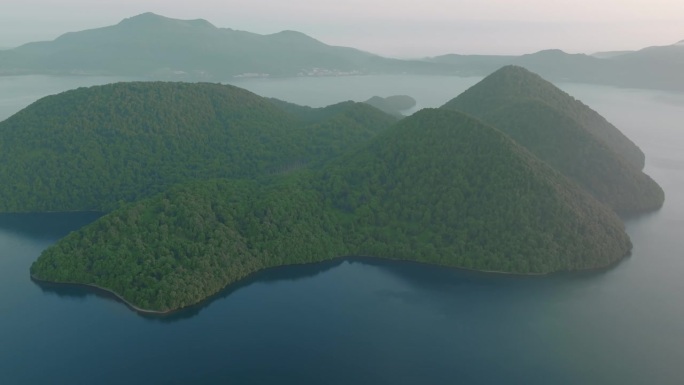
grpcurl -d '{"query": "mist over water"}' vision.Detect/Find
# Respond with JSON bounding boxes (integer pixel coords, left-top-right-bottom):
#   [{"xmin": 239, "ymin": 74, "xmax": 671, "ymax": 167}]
[{"xmin": 1, "ymin": 75, "xmax": 683, "ymax": 384}]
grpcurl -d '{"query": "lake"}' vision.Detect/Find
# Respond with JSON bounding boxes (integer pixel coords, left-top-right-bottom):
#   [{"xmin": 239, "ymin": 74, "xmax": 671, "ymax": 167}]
[{"xmin": 1, "ymin": 75, "xmax": 683, "ymax": 385}]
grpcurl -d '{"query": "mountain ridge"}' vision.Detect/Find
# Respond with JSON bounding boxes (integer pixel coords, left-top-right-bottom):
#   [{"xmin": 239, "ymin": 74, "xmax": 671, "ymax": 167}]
[
  {"xmin": 2, "ymin": 12, "xmax": 682, "ymax": 91},
  {"xmin": 442, "ymin": 65, "xmax": 664, "ymax": 214}
]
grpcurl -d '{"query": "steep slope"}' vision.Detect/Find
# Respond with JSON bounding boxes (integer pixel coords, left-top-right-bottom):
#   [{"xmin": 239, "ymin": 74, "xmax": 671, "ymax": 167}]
[
  {"xmin": 0, "ymin": 82, "xmax": 394, "ymax": 213},
  {"xmin": 32, "ymin": 109, "xmax": 632, "ymax": 312},
  {"xmin": 443, "ymin": 65, "xmax": 645, "ymax": 169},
  {"xmin": 320, "ymin": 108, "xmax": 632, "ymax": 269},
  {"xmin": 442, "ymin": 66, "xmax": 663, "ymax": 214}
]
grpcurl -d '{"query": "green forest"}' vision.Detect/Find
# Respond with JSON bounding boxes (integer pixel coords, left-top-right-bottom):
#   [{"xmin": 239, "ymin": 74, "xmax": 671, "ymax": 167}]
[
  {"xmin": 0, "ymin": 82, "xmax": 396, "ymax": 212},
  {"xmin": 7, "ymin": 66, "xmax": 665, "ymax": 313},
  {"xmin": 31, "ymin": 108, "xmax": 632, "ymax": 312},
  {"xmin": 442, "ymin": 65, "xmax": 663, "ymax": 214}
]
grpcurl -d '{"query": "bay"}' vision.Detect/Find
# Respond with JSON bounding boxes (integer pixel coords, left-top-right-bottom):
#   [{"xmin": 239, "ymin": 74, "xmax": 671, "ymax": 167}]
[{"xmin": 0, "ymin": 75, "xmax": 682, "ymax": 385}]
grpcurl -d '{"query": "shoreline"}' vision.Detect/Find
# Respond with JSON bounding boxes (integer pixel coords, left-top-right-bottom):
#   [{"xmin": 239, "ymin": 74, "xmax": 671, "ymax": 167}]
[
  {"xmin": 29, "ymin": 250, "xmax": 630, "ymax": 316},
  {"xmin": 30, "ymin": 274, "xmax": 172, "ymax": 315}
]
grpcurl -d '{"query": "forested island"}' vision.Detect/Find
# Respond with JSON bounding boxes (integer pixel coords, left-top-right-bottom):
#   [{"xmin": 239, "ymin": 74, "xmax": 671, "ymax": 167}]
[{"xmin": 14, "ymin": 66, "xmax": 662, "ymax": 313}]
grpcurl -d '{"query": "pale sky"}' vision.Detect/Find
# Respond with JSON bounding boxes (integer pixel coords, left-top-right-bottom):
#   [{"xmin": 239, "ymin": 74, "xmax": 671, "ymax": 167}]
[{"xmin": 1, "ymin": 0, "xmax": 683, "ymax": 57}]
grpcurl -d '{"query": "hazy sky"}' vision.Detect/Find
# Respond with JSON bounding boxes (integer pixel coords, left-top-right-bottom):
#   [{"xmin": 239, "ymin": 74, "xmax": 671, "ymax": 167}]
[{"xmin": 2, "ymin": 0, "xmax": 684, "ymax": 57}]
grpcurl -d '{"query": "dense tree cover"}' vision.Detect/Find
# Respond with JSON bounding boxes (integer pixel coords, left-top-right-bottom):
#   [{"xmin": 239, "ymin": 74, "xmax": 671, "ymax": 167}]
[
  {"xmin": 442, "ymin": 65, "xmax": 663, "ymax": 214},
  {"xmin": 31, "ymin": 177, "xmax": 349, "ymax": 311},
  {"xmin": 267, "ymin": 98, "xmax": 398, "ymax": 125},
  {"xmin": 443, "ymin": 65, "xmax": 646, "ymax": 169},
  {"xmin": 32, "ymin": 109, "xmax": 632, "ymax": 312},
  {"xmin": 0, "ymin": 82, "xmax": 394, "ymax": 213}
]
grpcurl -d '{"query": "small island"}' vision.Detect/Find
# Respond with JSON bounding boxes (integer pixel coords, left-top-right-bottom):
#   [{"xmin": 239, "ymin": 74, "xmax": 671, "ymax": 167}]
[{"xmin": 11, "ymin": 67, "xmax": 662, "ymax": 313}]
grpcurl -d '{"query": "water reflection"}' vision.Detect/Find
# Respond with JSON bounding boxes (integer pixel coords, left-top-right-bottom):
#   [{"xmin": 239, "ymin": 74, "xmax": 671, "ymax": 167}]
[
  {"xmin": 33, "ymin": 258, "xmax": 348, "ymax": 323},
  {"xmin": 0, "ymin": 212, "xmax": 102, "ymax": 240}
]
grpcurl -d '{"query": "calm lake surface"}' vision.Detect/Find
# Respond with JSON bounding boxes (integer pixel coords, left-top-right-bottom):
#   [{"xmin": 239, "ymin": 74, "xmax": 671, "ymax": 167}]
[{"xmin": 0, "ymin": 75, "xmax": 683, "ymax": 385}]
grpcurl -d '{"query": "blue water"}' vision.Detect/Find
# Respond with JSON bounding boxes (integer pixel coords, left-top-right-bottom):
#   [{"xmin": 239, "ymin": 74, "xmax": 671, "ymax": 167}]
[{"xmin": 0, "ymin": 76, "xmax": 683, "ymax": 384}]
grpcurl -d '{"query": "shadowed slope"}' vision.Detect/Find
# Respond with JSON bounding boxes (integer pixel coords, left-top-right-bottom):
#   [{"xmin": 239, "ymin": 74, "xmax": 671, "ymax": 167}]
[{"xmin": 442, "ymin": 65, "xmax": 663, "ymax": 214}]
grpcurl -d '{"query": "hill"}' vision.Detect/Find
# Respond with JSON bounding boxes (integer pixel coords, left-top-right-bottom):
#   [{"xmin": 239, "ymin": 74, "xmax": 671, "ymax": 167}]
[
  {"xmin": 0, "ymin": 81, "xmax": 396, "ymax": 213},
  {"xmin": 31, "ymin": 108, "xmax": 632, "ymax": 312},
  {"xmin": 442, "ymin": 66, "xmax": 663, "ymax": 214},
  {"xmin": 363, "ymin": 95, "xmax": 417, "ymax": 117},
  {"xmin": 0, "ymin": 12, "xmax": 448, "ymax": 79}
]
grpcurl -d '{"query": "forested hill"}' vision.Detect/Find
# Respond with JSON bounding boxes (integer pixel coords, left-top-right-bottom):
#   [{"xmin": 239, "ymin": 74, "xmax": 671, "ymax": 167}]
[
  {"xmin": 269, "ymin": 95, "xmax": 416, "ymax": 120},
  {"xmin": 443, "ymin": 65, "xmax": 645, "ymax": 169},
  {"xmin": 0, "ymin": 81, "xmax": 395, "ymax": 213},
  {"xmin": 32, "ymin": 108, "xmax": 632, "ymax": 312},
  {"xmin": 442, "ymin": 65, "xmax": 664, "ymax": 214}
]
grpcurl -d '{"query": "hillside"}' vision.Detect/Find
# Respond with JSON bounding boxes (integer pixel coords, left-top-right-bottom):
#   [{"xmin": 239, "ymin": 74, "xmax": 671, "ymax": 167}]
[
  {"xmin": 32, "ymin": 108, "xmax": 632, "ymax": 312},
  {"xmin": 442, "ymin": 66, "xmax": 664, "ymax": 214},
  {"xmin": 0, "ymin": 81, "xmax": 395, "ymax": 213}
]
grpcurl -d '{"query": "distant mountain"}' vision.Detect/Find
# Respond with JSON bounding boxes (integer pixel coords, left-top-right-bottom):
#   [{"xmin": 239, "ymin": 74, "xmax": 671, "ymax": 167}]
[
  {"xmin": 0, "ymin": 81, "xmax": 396, "ymax": 212},
  {"xmin": 0, "ymin": 12, "xmax": 449, "ymax": 79},
  {"xmin": 590, "ymin": 50, "xmax": 633, "ymax": 59},
  {"xmin": 429, "ymin": 41, "xmax": 684, "ymax": 91},
  {"xmin": 429, "ymin": 50, "xmax": 611, "ymax": 83},
  {"xmin": 442, "ymin": 65, "xmax": 664, "ymax": 214},
  {"xmin": 32, "ymin": 108, "xmax": 632, "ymax": 312},
  {"xmin": 2, "ymin": 13, "xmax": 682, "ymax": 91},
  {"xmin": 603, "ymin": 41, "xmax": 684, "ymax": 90}
]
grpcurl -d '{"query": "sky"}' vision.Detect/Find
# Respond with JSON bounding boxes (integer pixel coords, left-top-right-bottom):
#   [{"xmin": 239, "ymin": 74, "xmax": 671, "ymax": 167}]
[{"xmin": 1, "ymin": 0, "xmax": 684, "ymax": 57}]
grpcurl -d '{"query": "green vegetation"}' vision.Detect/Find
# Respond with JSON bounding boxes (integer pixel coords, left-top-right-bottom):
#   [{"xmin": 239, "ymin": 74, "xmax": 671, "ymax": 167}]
[
  {"xmin": 363, "ymin": 95, "xmax": 417, "ymax": 117},
  {"xmin": 0, "ymin": 82, "xmax": 395, "ymax": 212},
  {"xmin": 442, "ymin": 65, "xmax": 664, "ymax": 214},
  {"xmin": 32, "ymin": 109, "xmax": 632, "ymax": 312}
]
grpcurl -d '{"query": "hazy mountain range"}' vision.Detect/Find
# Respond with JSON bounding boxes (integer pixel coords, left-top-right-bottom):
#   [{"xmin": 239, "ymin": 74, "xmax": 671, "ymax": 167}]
[{"xmin": 1, "ymin": 12, "xmax": 682, "ymax": 91}]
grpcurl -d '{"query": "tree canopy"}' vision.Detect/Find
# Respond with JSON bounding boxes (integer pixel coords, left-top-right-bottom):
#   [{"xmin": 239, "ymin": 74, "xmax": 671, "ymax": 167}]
[
  {"xmin": 0, "ymin": 81, "xmax": 395, "ymax": 212},
  {"xmin": 32, "ymin": 109, "xmax": 632, "ymax": 312},
  {"xmin": 442, "ymin": 65, "xmax": 663, "ymax": 214}
]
